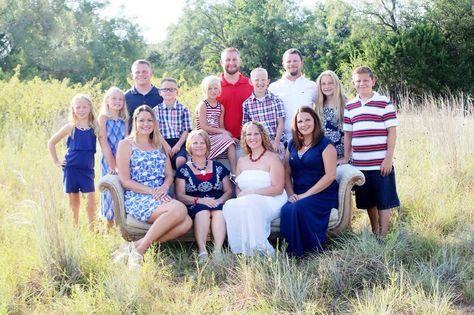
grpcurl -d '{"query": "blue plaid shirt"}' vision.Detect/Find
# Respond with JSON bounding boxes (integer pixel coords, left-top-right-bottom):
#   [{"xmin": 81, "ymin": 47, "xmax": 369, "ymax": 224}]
[
  {"xmin": 242, "ymin": 91, "xmax": 286, "ymax": 143},
  {"xmin": 153, "ymin": 100, "xmax": 192, "ymax": 139}
]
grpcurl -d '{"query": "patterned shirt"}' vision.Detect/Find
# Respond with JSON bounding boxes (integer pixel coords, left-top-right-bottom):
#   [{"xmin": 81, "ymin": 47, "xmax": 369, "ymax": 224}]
[
  {"xmin": 242, "ymin": 91, "xmax": 286, "ymax": 143},
  {"xmin": 343, "ymin": 92, "xmax": 398, "ymax": 170},
  {"xmin": 153, "ymin": 100, "xmax": 192, "ymax": 139}
]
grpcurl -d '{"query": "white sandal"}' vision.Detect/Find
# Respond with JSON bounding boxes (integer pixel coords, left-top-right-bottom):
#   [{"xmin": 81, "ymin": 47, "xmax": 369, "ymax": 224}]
[
  {"xmin": 111, "ymin": 242, "xmax": 131, "ymax": 264},
  {"xmin": 128, "ymin": 243, "xmax": 144, "ymax": 270}
]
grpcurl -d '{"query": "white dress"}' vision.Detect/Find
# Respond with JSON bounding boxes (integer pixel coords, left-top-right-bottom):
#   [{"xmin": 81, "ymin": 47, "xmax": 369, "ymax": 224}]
[{"xmin": 223, "ymin": 170, "xmax": 287, "ymax": 255}]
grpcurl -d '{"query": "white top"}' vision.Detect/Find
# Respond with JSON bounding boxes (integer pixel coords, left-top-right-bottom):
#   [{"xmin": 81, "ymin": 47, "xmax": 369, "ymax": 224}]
[{"xmin": 268, "ymin": 75, "xmax": 317, "ymax": 140}]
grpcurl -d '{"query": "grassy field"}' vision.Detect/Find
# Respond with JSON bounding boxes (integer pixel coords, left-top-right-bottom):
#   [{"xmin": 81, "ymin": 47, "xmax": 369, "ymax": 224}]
[{"xmin": 0, "ymin": 77, "xmax": 473, "ymax": 314}]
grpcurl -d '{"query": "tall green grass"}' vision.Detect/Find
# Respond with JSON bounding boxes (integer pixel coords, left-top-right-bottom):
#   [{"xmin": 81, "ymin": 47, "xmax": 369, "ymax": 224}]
[{"xmin": 0, "ymin": 76, "xmax": 473, "ymax": 313}]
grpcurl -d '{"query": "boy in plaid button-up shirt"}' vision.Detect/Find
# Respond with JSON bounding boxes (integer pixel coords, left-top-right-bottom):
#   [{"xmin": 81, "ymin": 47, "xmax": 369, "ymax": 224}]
[
  {"xmin": 153, "ymin": 78, "xmax": 192, "ymax": 169},
  {"xmin": 242, "ymin": 68, "xmax": 286, "ymax": 155}
]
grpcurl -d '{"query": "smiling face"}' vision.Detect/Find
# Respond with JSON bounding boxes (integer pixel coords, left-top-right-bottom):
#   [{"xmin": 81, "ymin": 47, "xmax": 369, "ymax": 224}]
[
  {"xmin": 189, "ymin": 133, "xmax": 208, "ymax": 157},
  {"xmin": 107, "ymin": 90, "xmax": 125, "ymax": 114},
  {"xmin": 296, "ymin": 112, "xmax": 315, "ymax": 138},
  {"xmin": 319, "ymin": 74, "xmax": 335, "ymax": 97},
  {"xmin": 159, "ymin": 81, "xmax": 178, "ymax": 104},
  {"xmin": 244, "ymin": 123, "xmax": 263, "ymax": 151},
  {"xmin": 352, "ymin": 72, "xmax": 376, "ymax": 99},
  {"xmin": 283, "ymin": 52, "xmax": 303, "ymax": 78},
  {"xmin": 207, "ymin": 83, "xmax": 221, "ymax": 100},
  {"xmin": 135, "ymin": 110, "xmax": 155, "ymax": 136},
  {"xmin": 221, "ymin": 50, "xmax": 241, "ymax": 76},
  {"xmin": 72, "ymin": 99, "xmax": 92, "ymax": 121},
  {"xmin": 132, "ymin": 63, "xmax": 152, "ymax": 88},
  {"xmin": 250, "ymin": 70, "xmax": 269, "ymax": 97}
]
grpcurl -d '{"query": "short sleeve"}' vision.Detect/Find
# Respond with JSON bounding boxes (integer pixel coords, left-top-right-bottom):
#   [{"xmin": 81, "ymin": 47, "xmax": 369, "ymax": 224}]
[
  {"xmin": 214, "ymin": 161, "xmax": 230, "ymax": 179},
  {"xmin": 175, "ymin": 164, "xmax": 190, "ymax": 180}
]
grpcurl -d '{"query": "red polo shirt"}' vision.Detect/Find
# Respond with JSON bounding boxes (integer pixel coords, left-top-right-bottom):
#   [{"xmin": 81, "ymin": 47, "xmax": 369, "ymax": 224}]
[{"xmin": 217, "ymin": 73, "xmax": 253, "ymax": 139}]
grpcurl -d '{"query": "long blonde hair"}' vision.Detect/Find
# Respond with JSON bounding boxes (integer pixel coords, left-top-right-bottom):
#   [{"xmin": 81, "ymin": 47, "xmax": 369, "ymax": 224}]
[
  {"xmin": 314, "ymin": 70, "xmax": 347, "ymax": 127},
  {"xmin": 128, "ymin": 105, "xmax": 162, "ymax": 149},
  {"xmin": 240, "ymin": 121, "xmax": 275, "ymax": 155},
  {"xmin": 100, "ymin": 86, "xmax": 128, "ymax": 121},
  {"xmin": 69, "ymin": 93, "xmax": 99, "ymax": 137}
]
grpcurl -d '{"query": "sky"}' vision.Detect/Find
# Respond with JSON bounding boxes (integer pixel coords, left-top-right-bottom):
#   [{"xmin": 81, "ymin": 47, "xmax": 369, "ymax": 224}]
[
  {"xmin": 101, "ymin": 0, "xmax": 315, "ymax": 44},
  {"xmin": 100, "ymin": 0, "xmax": 186, "ymax": 44}
]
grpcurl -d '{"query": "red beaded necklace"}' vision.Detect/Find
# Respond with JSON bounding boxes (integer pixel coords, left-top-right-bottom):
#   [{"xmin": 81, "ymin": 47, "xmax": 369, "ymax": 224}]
[{"xmin": 249, "ymin": 148, "xmax": 266, "ymax": 162}]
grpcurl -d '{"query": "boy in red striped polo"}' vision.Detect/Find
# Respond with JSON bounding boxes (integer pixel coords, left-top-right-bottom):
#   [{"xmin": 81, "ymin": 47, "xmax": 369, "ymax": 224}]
[{"xmin": 342, "ymin": 66, "xmax": 400, "ymax": 241}]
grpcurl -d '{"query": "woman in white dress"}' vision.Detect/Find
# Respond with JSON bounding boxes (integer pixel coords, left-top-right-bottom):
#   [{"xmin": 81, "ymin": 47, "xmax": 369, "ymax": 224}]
[{"xmin": 223, "ymin": 121, "xmax": 287, "ymax": 255}]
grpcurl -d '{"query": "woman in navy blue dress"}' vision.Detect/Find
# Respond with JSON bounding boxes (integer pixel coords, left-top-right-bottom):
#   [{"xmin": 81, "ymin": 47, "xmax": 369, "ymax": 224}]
[
  {"xmin": 280, "ymin": 106, "xmax": 338, "ymax": 256},
  {"xmin": 175, "ymin": 129, "xmax": 232, "ymax": 261}
]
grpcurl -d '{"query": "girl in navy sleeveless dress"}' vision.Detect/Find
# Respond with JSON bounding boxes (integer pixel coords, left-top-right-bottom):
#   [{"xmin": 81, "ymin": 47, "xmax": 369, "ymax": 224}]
[
  {"xmin": 48, "ymin": 94, "xmax": 99, "ymax": 227},
  {"xmin": 195, "ymin": 75, "xmax": 237, "ymax": 175},
  {"xmin": 98, "ymin": 87, "xmax": 128, "ymax": 228},
  {"xmin": 281, "ymin": 107, "xmax": 338, "ymax": 256}
]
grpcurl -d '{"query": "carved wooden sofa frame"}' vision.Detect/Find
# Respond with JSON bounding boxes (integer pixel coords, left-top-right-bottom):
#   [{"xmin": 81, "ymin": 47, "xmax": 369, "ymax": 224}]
[{"xmin": 98, "ymin": 164, "xmax": 365, "ymax": 242}]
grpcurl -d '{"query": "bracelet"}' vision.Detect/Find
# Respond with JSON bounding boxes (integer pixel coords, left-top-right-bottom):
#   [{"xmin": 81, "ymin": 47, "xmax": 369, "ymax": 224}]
[{"xmin": 194, "ymin": 197, "xmax": 199, "ymax": 205}]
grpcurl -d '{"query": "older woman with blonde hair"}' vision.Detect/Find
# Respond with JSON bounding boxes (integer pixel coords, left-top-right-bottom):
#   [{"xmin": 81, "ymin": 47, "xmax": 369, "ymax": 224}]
[
  {"xmin": 175, "ymin": 129, "xmax": 232, "ymax": 261},
  {"xmin": 223, "ymin": 121, "xmax": 287, "ymax": 256}
]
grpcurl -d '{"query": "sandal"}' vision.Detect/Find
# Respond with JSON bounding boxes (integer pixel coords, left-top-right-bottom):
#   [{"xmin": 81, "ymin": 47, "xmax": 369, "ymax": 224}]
[
  {"xmin": 128, "ymin": 243, "xmax": 144, "ymax": 270},
  {"xmin": 111, "ymin": 242, "xmax": 131, "ymax": 264}
]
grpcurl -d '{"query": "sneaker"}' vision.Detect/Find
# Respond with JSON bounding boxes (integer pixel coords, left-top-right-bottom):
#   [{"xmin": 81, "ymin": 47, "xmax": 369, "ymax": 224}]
[
  {"xmin": 197, "ymin": 251, "xmax": 209, "ymax": 263},
  {"xmin": 128, "ymin": 243, "xmax": 144, "ymax": 270}
]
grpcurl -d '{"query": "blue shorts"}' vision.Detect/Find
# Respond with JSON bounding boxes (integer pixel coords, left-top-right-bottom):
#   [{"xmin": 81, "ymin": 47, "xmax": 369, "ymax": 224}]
[
  {"xmin": 354, "ymin": 168, "xmax": 400, "ymax": 210},
  {"xmin": 63, "ymin": 166, "xmax": 95, "ymax": 193},
  {"xmin": 166, "ymin": 138, "xmax": 188, "ymax": 169}
]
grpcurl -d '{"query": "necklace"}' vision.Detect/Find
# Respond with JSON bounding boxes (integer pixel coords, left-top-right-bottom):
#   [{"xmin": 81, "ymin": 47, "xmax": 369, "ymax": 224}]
[
  {"xmin": 191, "ymin": 159, "xmax": 208, "ymax": 175},
  {"xmin": 302, "ymin": 141, "xmax": 312, "ymax": 149},
  {"xmin": 249, "ymin": 148, "xmax": 266, "ymax": 162}
]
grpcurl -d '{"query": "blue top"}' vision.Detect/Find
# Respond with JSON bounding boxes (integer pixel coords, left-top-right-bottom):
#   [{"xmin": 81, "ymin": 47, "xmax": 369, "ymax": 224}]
[
  {"xmin": 288, "ymin": 137, "xmax": 338, "ymax": 195},
  {"xmin": 125, "ymin": 85, "xmax": 163, "ymax": 132},
  {"xmin": 64, "ymin": 127, "xmax": 96, "ymax": 170},
  {"xmin": 100, "ymin": 118, "xmax": 126, "ymax": 176},
  {"xmin": 322, "ymin": 106, "xmax": 344, "ymax": 159},
  {"xmin": 175, "ymin": 161, "xmax": 229, "ymax": 198}
]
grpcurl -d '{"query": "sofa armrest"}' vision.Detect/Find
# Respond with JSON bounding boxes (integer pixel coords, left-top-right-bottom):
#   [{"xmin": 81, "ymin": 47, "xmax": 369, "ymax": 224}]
[
  {"xmin": 328, "ymin": 164, "xmax": 365, "ymax": 235},
  {"xmin": 97, "ymin": 174, "xmax": 131, "ymax": 239}
]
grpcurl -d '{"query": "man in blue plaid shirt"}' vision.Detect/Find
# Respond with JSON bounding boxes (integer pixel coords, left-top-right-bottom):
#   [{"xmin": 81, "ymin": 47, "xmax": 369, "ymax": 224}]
[
  {"xmin": 242, "ymin": 68, "xmax": 286, "ymax": 155},
  {"xmin": 153, "ymin": 78, "xmax": 192, "ymax": 169}
]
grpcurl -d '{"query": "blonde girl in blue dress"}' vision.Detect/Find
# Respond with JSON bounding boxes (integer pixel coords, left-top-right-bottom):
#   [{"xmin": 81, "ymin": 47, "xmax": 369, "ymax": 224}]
[
  {"xmin": 314, "ymin": 70, "xmax": 347, "ymax": 161},
  {"xmin": 48, "ymin": 94, "xmax": 99, "ymax": 227},
  {"xmin": 98, "ymin": 86, "xmax": 128, "ymax": 228},
  {"xmin": 114, "ymin": 105, "xmax": 192, "ymax": 269}
]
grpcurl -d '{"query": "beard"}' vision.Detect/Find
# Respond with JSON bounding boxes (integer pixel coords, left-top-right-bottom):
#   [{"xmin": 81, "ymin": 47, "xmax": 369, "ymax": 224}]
[{"xmin": 225, "ymin": 65, "xmax": 240, "ymax": 75}]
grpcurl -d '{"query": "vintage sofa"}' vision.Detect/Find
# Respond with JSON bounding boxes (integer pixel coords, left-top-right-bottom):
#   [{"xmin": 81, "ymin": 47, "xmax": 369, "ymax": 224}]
[{"xmin": 98, "ymin": 164, "xmax": 365, "ymax": 242}]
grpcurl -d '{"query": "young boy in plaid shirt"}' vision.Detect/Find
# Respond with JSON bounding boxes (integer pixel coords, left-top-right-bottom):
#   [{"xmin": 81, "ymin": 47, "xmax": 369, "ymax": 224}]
[
  {"xmin": 153, "ymin": 78, "xmax": 192, "ymax": 169},
  {"xmin": 242, "ymin": 68, "xmax": 286, "ymax": 155}
]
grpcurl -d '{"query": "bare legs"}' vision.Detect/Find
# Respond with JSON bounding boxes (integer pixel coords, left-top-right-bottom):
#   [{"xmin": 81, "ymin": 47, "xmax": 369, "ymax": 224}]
[
  {"xmin": 367, "ymin": 206, "xmax": 393, "ymax": 239},
  {"xmin": 68, "ymin": 192, "xmax": 96, "ymax": 229},
  {"xmin": 227, "ymin": 144, "xmax": 237, "ymax": 174},
  {"xmin": 194, "ymin": 210, "xmax": 226, "ymax": 254},
  {"xmin": 134, "ymin": 199, "xmax": 192, "ymax": 255}
]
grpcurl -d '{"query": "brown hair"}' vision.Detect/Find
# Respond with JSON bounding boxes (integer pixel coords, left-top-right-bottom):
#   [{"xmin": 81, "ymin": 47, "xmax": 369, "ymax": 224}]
[
  {"xmin": 240, "ymin": 121, "xmax": 275, "ymax": 155},
  {"xmin": 291, "ymin": 106, "xmax": 324, "ymax": 151},
  {"xmin": 131, "ymin": 59, "xmax": 152, "ymax": 73},
  {"xmin": 186, "ymin": 129, "xmax": 211, "ymax": 157},
  {"xmin": 352, "ymin": 66, "xmax": 375, "ymax": 79},
  {"xmin": 282, "ymin": 48, "xmax": 303, "ymax": 62}
]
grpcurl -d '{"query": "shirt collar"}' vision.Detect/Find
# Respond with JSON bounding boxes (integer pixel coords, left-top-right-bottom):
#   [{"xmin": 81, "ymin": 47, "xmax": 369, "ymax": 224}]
[
  {"xmin": 220, "ymin": 73, "xmax": 247, "ymax": 87},
  {"xmin": 159, "ymin": 100, "xmax": 178, "ymax": 109},
  {"xmin": 251, "ymin": 90, "xmax": 270, "ymax": 101},
  {"xmin": 131, "ymin": 85, "xmax": 158, "ymax": 95}
]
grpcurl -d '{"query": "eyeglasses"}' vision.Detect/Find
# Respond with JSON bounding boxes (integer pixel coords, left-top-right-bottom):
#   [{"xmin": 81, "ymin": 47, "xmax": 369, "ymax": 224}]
[{"xmin": 160, "ymin": 88, "xmax": 177, "ymax": 92}]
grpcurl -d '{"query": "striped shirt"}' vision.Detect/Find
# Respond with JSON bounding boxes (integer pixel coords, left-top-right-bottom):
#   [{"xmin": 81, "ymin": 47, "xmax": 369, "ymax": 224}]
[
  {"xmin": 242, "ymin": 91, "xmax": 286, "ymax": 143},
  {"xmin": 153, "ymin": 100, "xmax": 192, "ymax": 140},
  {"xmin": 343, "ymin": 92, "xmax": 398, "ymax": 170}
]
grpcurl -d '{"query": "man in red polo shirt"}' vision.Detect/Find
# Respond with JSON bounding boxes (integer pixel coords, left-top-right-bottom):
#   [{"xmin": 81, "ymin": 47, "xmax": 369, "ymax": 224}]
[{"xmin": 217, "ymin": 47, "xmax": 253, "ymax": 140}]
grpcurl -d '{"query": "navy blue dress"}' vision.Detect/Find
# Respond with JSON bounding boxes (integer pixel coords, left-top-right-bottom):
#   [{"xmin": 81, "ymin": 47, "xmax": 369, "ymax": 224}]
[
  {"xmin": 175, "ymin": 161, "xmax": 230, "ymax": 219},
  {"xmin": 63, "ymin": 127, "xmax": 96, "ymax": 193},
  {"xmin": 280, "ymin": 137, "xmax": 338, "ymax": 256}
]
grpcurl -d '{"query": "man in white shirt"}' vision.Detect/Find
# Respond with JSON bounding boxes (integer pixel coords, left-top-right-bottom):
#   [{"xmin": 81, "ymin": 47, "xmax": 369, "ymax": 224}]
[{"xmin": 268, "ymin": 48, "xmax": 317, "ymax": 142}]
